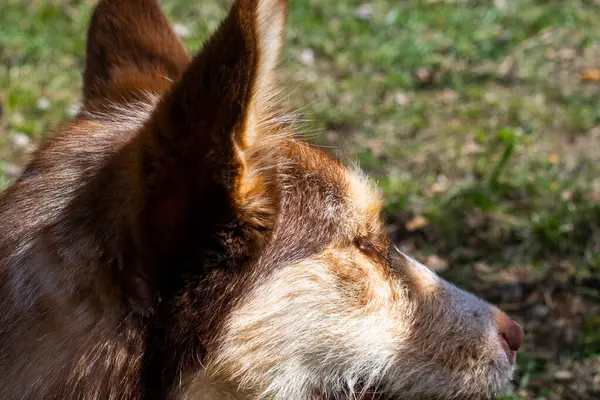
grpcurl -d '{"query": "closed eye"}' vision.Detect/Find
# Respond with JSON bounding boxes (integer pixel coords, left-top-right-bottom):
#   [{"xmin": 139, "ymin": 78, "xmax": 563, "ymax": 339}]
[{"xmin": 353, "ymin": 236, "xmax": 377, "ymax": 257}]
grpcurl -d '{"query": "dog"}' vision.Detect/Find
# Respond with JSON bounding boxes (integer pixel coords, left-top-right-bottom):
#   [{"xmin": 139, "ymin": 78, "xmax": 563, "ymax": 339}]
[{"xmin": 0, "ymin": 0, "xmax": 524, "ymax": 399}]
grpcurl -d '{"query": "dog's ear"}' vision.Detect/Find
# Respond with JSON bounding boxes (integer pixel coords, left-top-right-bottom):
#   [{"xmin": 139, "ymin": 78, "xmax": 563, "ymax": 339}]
[
  {"xmin": 83, "ymin": 0, "xmax": 190, "ymax": 106},
  {"xmin": 130, "ymin": 0, "xmax": 287, "ymax": 263}
]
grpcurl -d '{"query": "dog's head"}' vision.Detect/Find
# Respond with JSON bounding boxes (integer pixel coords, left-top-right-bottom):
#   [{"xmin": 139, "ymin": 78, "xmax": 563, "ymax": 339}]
[{"xmin": 5, "ymin": 0, "xmax": 523, "ymax": 398}]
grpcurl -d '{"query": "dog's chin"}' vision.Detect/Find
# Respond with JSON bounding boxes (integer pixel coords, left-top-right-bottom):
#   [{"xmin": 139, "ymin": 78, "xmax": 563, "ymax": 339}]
[
  {"xmin": 326, "ymin": 392, "xmax": 382, "ymax": 400},
  {"xmin": 321, "ymin": 365, "xmax": 513, "ymax": 400}
]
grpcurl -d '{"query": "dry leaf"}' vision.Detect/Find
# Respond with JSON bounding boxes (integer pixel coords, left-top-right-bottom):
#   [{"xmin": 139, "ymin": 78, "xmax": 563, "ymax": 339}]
[
  {"xmin": 297, "ymin": 48, "xmax": 315, "ymax": 66},
  {"xmin": 558, "ymin": 48, "xmax": 576, "ymax": 60},
  {"xmin": 474, "ymin": 262, "xmax": 493, "ymax": 274},
  {"xmin": 413, "ymin": 67, "xmax": 436, "ymax": 86},
  {"xmin": 554, "ymin": 370, "xmax": 574, "ymax": 381},
  {"xmin": 439, "ymin": 89, "xmax": 458, "ymax": 104},
  {"xmin": 10, "ymin": 132, "xmax": 31, "ymax": 150},
  {"xmin": 429, "ymin": 175, "xmax": 450, "ymax": 194},
  {"xmin": 561, "ymin": 190, "xmax": 573, "ymax": 201},
  {"xmin": 545, "ymin": 47, "xmax": 556, "ymax": 60},
  {"xmin": 582, "ymin": 69, "xmax": 600, "ymax": 82},
  {"xmin": 462, "ymin": 140, "xmax": 482, "ymax": 155},
  {"xmin": 355, "ymin": 4, "xmax": 373, "ymax": 20},
  {"xmin": 394, "ymin": 92, "xmax": 411, "ymax": 107},
  {"xmin": 173, "ymin": 23, "xmax": 191, "ymax": 38},
  {"xmin": 406, "ymin": 215, "xmax": 429, "ymax": 231},
  {"xmin": 424, "ymin": 255, "xmax": 449, "ymax": 272}
]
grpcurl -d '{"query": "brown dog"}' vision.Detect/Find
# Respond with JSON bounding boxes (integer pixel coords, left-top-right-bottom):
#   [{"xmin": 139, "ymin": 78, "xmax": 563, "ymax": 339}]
[{"xmin": 0, "ymin": 0, "xmax": 523, "ymax": 399}]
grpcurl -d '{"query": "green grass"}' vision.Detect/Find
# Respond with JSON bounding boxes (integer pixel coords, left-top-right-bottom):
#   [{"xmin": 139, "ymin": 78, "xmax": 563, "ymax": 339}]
[{"xmin": 1, "ymin": 0, "xmax": 599, "ymax": 398}]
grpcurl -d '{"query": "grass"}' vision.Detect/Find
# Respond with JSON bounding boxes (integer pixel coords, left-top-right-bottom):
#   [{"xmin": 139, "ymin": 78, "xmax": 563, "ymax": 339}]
[{"xmin": 1, "ymin": 0, "xmax": 599, "ymax": 398}]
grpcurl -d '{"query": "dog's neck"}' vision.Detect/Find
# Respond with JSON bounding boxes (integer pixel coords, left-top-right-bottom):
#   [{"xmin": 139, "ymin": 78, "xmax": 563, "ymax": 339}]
[{"xmin": 175, "ymin": 372, "xmax": 247, "ymax": 400}]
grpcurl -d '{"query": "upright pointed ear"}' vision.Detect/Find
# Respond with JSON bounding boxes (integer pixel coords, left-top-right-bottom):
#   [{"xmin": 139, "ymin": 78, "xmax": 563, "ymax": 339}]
[
  {"xmin": 132, "ymin": 0, "xmax": 287, "ymax": 262},
  {"xmin": 83, "ymin": 0, "xmax": 190, "ymax": 106}
]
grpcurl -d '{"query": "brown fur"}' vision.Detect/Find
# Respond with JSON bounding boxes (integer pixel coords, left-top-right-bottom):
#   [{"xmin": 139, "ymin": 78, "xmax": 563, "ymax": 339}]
[
  {"xmin": 83, "ymin": 0, "xmax": 190, "ymax": 105},
  {"xmin": 0, "ymin": 1, "xmax": 523, "ymax": 399}
]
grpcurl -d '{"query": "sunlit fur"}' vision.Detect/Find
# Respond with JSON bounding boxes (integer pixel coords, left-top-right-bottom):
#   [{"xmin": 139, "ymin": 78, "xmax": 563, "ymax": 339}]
[
  {"xmin": 0, "ymin": 0, "xmax": 521, "ymax": 399},
  {"xmin": 178, "ymin": 185, "xmax": 514, "ymax": 400}
]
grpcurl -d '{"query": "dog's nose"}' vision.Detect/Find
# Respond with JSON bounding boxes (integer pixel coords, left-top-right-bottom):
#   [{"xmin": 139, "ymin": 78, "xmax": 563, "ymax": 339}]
[{"xmin": 496, "ymin": 312, "xmax": 524, "ymax": 353}]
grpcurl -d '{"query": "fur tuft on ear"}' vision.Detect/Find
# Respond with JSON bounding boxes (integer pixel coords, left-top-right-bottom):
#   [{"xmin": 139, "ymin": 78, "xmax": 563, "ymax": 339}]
[
  {"xmin": 83, "ymin": 0, "xmax": 190, "ymax": 106},
  {"xmin": 247, "ymin": 0, "xmax": 288, "ymax": 144},
  {"xmin": 255, "ymin": 0, "xmax": 287, "ymax": 78}
]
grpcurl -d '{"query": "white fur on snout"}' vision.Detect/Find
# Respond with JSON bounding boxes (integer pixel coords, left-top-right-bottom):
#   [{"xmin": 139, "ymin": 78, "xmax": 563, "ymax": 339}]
[
  {"xmin": 185, "ymin": 253, "xmax": 516, "ymax": 400},
  {"xmin": 203, "ymin": 258, "xmax": 409, "ymax": 399}
]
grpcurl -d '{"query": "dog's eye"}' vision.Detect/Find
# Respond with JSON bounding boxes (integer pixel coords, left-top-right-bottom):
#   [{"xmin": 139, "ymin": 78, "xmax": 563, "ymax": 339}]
[{"xmin": 354, "ymin": 237, "xmax": 377, "ymax": 257}]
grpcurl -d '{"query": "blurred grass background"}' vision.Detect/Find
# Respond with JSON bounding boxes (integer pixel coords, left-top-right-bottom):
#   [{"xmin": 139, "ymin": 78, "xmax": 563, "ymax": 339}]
[{"xmin": 1, "ymin": 0, "xmax": 599, "ymax": 398}]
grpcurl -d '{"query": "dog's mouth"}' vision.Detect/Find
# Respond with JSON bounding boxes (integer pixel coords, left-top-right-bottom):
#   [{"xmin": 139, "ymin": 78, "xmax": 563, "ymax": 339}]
[
  {"xmin": 499, "ymin": 334, "xmax": 517, "ymax": 365},
  {"xmin": 327, "ymin": 393, "xmax": 382, "ymax": 400},
  {"xmin": 325, "ymin": 386, "xmax": 388, "ymax": 400}
]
